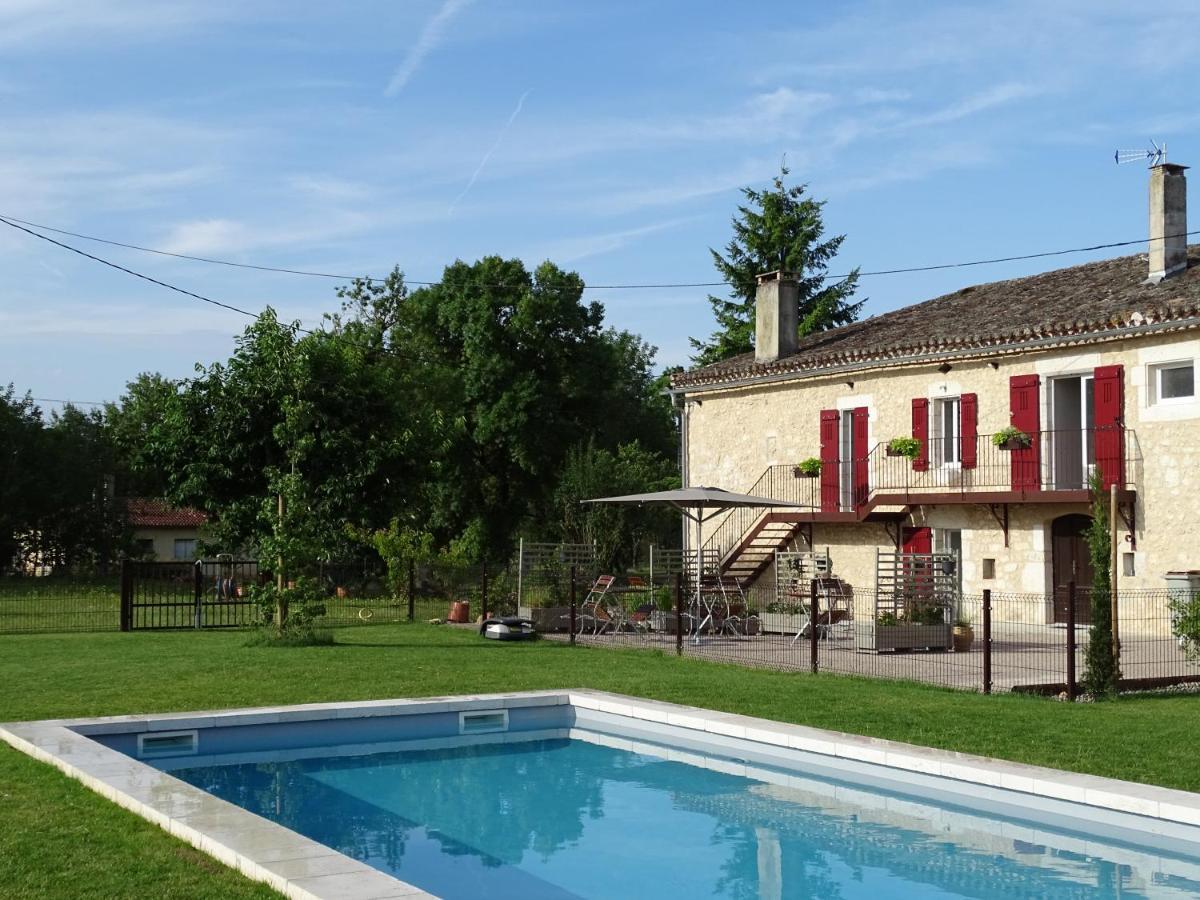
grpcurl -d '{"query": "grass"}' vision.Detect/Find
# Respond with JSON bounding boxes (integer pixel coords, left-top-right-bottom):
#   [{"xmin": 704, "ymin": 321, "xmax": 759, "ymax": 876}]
[{"xmin": 1, "ymin": 624, "xmax": 1198, "ymax": 898}]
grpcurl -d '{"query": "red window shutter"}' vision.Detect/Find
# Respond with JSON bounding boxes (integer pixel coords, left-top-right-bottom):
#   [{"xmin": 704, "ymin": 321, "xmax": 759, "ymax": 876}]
[
  {"xmin": 1009, "ymin": 374, "xmax": 1041, "ymax": 491},
  {"xmin": 961, "ymin": 393, "xmax": 978, "ymax": 470},
  {"xmin": 1094, "ymin": 365, "xmax": 1125, "ymax": 490},
  {"xmin": 852, "ymin": 406, "xmax": 869, "ymax": 508},
  {"xmin": 911, "ymin": 398, "xmax": 929, "ymax": 471},
  {"xmin": 820, "ymin": 409, "xmax": 840, "ymax": 512}
]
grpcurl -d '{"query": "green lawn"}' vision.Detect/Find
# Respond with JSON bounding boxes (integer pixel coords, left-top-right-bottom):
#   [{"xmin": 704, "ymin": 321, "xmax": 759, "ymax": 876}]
[{"xmin": 2, "ymin": 624, "xmax": 1198, "ymax": 898}]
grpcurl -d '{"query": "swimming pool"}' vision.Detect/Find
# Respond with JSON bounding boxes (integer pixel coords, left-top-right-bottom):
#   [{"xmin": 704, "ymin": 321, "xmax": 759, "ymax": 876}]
[{"xmin": 4, "ymin": 692, "xmax": 1200, "ymax": 899}]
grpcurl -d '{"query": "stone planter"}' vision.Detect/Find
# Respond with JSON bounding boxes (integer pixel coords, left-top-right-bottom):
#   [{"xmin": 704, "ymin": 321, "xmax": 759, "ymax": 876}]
[
  {"xmin": 759, "ymin": 612, "xmax": 804, "ymax": 635},
  {"xmin": 858, "ymin": 622, "xmax": 952, "ymax": 652}
]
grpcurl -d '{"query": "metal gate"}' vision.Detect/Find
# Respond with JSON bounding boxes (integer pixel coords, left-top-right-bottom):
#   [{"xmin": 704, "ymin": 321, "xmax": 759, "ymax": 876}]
[{"xmin": 120, "ymin": 559, "xmax": 260, "ymax": 630}]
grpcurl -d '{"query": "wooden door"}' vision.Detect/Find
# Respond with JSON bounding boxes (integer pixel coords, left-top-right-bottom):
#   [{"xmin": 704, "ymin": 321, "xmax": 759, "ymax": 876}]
[{"xmin": 1051, "ymin": 514, "xmax": 1094, "ymax": 624}]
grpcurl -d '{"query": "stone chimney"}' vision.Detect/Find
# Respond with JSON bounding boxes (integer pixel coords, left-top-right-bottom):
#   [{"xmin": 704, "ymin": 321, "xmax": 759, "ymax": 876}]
[
  {"xmin": 754, "ymin": 271, "xmax": 799, "ymax": 363},
  {"xmin": 1148, "ymin": 163, "xmax": 1188, "ymax": 283}
]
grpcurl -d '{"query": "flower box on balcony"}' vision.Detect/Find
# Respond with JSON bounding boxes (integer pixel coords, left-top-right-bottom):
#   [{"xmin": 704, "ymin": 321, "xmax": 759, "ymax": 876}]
[{"xmin": 992, "ymin": 428, "xmax": 1032, "ymax": 451}]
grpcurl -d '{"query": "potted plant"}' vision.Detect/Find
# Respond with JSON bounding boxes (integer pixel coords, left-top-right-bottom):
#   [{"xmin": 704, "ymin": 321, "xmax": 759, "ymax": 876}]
[
  {"xmin": 952, "ymin": 615, "xmax": 974, "ymax": 652},
  {"xmin": 886, "ymin": 436, "xmax": 921, "ymax": 459},
  {"xmin": 794, "ymin": 457, "xmax": 822, "ymax": 478},
  {"xmin": 860, "ymin": 601, "xmax": 953, "ymax": 652},
  {"xmin": 992, "ymin": 426, "xmax": 1031, "ymax": 451}
]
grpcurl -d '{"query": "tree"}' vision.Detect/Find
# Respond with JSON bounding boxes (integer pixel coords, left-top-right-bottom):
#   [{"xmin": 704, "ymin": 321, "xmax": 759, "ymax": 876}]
[
  {"xmin": 0, "ymin": 387, "xmax": 44, "ymax": 572},
  {"xmin": 383, "ymin": 256, "xmax": 678, "ymax": 564},
  {"xmin": 1083, "ymin": 476, "xmax": 1120, "ymax": 696},
  {"xmin": 690, "ymin": 166, "xmax": 863, "ymax": 365},
  {"xmin": 104, "ymin": 373, "xmax": 183, "ymax": 497},
  {"xmin": 554, "ymin": 440, "xmax": 678, "ymax": 572}
]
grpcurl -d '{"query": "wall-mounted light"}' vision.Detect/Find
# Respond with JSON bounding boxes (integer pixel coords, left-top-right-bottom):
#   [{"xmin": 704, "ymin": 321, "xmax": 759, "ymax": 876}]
[
  {"xmin": 845, "ymin": 380, "xmax": 855, "ymax": 389},
  {"xmin": 989, "ymin": 361, "xmax": 1000, "ymax": 370},
  {"xmin": 937, "ymin": 363, "xmax": 952, "ymax": 374}
]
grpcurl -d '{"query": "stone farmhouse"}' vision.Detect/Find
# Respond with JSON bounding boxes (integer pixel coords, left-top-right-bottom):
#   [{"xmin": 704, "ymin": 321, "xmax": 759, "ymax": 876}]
[{"xmin": 671, "ymin": 164, "xmax": 1195, "ymax": 627}]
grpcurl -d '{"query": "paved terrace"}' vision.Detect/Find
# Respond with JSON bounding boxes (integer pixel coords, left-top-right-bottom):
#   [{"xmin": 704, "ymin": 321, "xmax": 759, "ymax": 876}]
[{"xmin": 552, "ymin": 625, "xmax": 1197, "ymax": 693}]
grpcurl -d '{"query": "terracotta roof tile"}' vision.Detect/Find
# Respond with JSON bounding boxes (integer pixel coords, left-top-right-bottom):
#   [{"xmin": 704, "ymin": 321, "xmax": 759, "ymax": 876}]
[
  {"xmin": 124, "ymin": 498, "xmax": 207, "ymax": 529},
  {"xmin": 673, "ymin": 246, "xmax": 1200, "ymax": 389}
]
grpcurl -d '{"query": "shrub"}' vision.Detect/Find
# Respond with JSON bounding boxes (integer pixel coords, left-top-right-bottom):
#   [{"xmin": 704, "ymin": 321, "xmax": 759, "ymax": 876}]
[
  {"xmin": 1083, "ymin": 475, "xmax": 1120, "ymax": 696},
  {"xmin": 1169, "ymin": 593, "xmax": 1200, "ymax": 661},
  {"xmin": 247, "ymin": 577, "xmax": 332, "ymax": 647}
]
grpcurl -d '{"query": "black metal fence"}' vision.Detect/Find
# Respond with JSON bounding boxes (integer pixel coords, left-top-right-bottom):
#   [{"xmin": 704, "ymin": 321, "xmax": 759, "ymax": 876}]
[{"xmin": 559, "ymin": 571, "xmax": 1200, "ymax": 696}]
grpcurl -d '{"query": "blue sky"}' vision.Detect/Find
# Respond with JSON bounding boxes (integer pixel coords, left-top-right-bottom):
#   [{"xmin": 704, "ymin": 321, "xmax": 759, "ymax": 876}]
[{"xmin": 2, "ymin": 0, "xmax": 1197, "ymax": 411}]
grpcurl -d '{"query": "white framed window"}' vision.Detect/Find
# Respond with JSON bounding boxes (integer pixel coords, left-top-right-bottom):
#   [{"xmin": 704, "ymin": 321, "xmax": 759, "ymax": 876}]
[
  {"xmin": 173, "ymin": 538, "xmax": 197, "ymax": 560},
  {"xmin": 1151, "ymin": 361, "xmax": 1195, "ymax": 405},
  {"xmin": 933, "ymin": 397, "xmax": 961, "ymax": 467}
]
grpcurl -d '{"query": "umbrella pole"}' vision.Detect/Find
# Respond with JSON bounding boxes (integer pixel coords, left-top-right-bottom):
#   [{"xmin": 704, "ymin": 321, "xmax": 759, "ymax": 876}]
[{"xmin": 693, "ymin": 515, "xmax": 710, "ymax": 645}]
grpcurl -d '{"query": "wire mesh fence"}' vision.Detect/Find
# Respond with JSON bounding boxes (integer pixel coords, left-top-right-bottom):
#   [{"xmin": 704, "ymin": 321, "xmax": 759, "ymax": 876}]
[
  {"xmin": 0, "ymin": 572, "xmax": 122, "ymax": 634},
  {"xmin": 557, "ymin": 573, "xmax": 1200, "ymax": 696}
]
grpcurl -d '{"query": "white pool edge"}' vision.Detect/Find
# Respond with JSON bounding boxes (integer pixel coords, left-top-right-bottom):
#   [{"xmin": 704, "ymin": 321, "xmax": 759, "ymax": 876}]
[{"xmin": 3, "ymin": 688, "xmax": 1200, "ymax": 899}]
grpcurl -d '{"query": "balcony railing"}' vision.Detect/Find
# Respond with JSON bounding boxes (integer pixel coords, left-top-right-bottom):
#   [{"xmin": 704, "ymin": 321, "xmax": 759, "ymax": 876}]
[
  {"xmin": 869, "ymin": 427, "xmax": 1135, "ymax": 498},
  {"xmin": 700, "ymin": 427, "xmax": 1136, "ymax": 568}
]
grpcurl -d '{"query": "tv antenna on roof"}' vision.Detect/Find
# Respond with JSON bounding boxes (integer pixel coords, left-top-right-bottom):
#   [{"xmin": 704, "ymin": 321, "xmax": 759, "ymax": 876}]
[{"xmin": 1115, "ymin": 140, "xmax": 1166, "ymax": 167}]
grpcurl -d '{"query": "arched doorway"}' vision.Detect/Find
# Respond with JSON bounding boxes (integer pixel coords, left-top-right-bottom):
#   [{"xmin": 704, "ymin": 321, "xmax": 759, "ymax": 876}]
[{"xmin": 1051, "ymin": 514, "xmax": 1094, "ymax": 624}]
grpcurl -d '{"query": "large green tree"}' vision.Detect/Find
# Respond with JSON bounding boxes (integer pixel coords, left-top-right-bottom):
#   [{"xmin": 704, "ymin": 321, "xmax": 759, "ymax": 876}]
[{"xmin": 690, "ymin": 166, "xmax": 863, "ymax": 365}]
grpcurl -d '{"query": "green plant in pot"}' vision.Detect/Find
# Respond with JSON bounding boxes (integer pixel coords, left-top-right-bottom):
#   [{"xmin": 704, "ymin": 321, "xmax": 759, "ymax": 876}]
[
  {"xmin": 886, "ymin": 436, "xmax": 922, "ymax": 459},
  {"xmin": 992, "ymin": 426, "xmax": 1031, "ymax": 451},
  {"xmin": 794, "ymin": 457, "xmax": 822, "ymax": 478}
]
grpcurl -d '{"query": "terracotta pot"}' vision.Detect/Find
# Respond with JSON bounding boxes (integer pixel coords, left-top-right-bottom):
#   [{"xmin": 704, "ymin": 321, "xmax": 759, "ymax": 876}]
[
  {"xmin": 447, "ymin": 600, "xmax": 470, "ymax": 624},
  {"xmin": 952, "ymin": 624, "xmax": 975, "ymax": 653}
]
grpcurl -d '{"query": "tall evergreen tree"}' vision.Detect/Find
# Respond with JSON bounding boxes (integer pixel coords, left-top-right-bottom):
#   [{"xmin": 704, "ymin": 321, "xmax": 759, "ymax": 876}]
[{"xmin": 690, "ymin": 166, "xmax": 863, "ymax": 366}]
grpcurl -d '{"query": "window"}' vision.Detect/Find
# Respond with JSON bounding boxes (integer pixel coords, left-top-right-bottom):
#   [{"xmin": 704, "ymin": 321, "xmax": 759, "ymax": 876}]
[
  {"xmin": 933, "ymin": 398, "xmax": 961, "ymax": 466},
  {"xmin": 134, "ymin": 538, "xmax": 154, "ymax": 559},
  {"xmin": 173, "ymin": 538, "xmax": 197, "ymax": 561},
  {"xmin": 935, "ymin": 528, "xmax": 963, "ymax": 592},
  {"xmin": 1155, "ymin": 362, "xmax": 1195, "ymax": 403}
]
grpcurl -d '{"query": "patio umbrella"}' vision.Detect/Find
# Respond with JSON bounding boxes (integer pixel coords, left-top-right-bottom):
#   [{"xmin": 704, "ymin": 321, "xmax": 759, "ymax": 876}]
[{"xmin": 582, "ymin": 486, "xmax": 798, "ymax": 633}]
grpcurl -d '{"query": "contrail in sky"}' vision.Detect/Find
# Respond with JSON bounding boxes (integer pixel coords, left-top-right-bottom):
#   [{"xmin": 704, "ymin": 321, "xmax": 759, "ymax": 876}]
[
  {"xmin": 384, "ymin": 0, "xmax": 473, "ymax": 97},
  {"xmin": 449, "ymin": 90, "xmax": 531, "ymax": 213}
]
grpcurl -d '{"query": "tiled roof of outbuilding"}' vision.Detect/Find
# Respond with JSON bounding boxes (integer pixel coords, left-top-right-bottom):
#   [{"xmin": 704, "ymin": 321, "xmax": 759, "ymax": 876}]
[
  {"xmin": 672, "ymin": 246, "xmax": 1200, "ymax": 390},
  {"xmin": 124, "ymin": 498, "xmax": 206, "ymax": 529}
]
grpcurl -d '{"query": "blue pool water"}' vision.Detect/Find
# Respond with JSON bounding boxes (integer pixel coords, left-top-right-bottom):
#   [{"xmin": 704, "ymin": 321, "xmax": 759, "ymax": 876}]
[{"xmin": 171, "ymin": 736, "xmax": 1196, "ymax": 899}]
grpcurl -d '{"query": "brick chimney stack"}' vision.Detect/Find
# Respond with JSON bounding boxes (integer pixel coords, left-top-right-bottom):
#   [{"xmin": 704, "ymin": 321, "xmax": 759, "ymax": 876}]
[
  {"xmin": 1148, "ymin": 163, "xmax": 1188, "ymax": 283},
  {"xmin": 754, "ymin": 271, "xmax": 799, "ymax": 363}
]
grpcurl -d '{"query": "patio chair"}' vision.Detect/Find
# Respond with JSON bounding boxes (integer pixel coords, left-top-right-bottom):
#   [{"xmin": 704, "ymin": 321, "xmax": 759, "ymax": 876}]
[
  {"xmin": 574, "ymin": 575, "xmax": 617, "ymax": 634},
  {"xmin": 791, "ymin": 580, "xmax": 853, "ymax": 645}
]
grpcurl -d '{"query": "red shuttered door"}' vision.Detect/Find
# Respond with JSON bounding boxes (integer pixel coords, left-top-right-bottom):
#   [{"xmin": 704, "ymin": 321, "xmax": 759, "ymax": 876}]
[
  {"xmin": 902, "ymin": 526, "xmax": 932, "ymax": 554},
  {"xmin": 1094, "ymin": 365, "xmax": 1125, "ymax": 490},
  {"xmin": 820, "ymin": 409, "xmax": 840, "ymax": 512},
  {"xmin": 852, "ymin": 407, "xmax": 869, "ymax": 508},
  {"xmin": 961, "ymin": 393, "xmax": 978, "ymax": 470},
  {"xmin": 1010, "ymin": 374, "xmax": 1041, "ymax": 491},
  {"xmin": 912, "ymin": 398, "xmax": 929, "ymax": 472}
]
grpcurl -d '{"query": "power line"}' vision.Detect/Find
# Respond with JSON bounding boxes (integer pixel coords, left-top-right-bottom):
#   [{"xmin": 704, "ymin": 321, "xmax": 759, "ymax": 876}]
[
  {"xmin": 3, "ymin": 211, "xmax": 1197, "ymax": 289},
  {"xmin": 31, "ymin": 397, "xmax": 107, "ymax": 407}
]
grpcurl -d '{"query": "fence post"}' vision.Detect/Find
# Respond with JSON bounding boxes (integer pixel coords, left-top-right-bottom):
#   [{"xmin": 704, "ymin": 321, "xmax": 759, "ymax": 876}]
[
  {"xmin": 480, "ymin": 562, "xmax": 489, "ymax": 621},
  {"xmin": 569, "ymin": 565, "xmax": 577, "ymax": 646},
  {"xmin": 809, "ymin": 578, "xmax": 819, "ymax": 675},
  {"xmin": 675, "ymin": 571, "xmax": 683, "ymax": 657},
  {"xmin": 120, "ymin": 558, "xmax": 132, "ymax": 632},
  {"xmin": 982, "ymin": 589, "xmax": 992, "ymax": 694},
  {"xmin": 193, "ymin": 560, "xmax": 203, "ymax": 630},
  {"xmin": 406, "ymin": 558, "xmax": 415, "ymax": 622},
  {"xmin": 1066, "ymin": 580, "xmax": 1078, "ymax": 702}
]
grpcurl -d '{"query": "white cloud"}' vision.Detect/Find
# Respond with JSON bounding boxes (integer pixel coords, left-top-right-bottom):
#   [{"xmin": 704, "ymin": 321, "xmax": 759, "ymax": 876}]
[
  {"xmin": 537, "ymin": 217, "xmax": 698, "ymax": 265},
  {"xmin": 384, "ymin": 0, "xmax": 474, "ymax": 96},
  {"xmin": 0, "ymin": 0, "xmax": 233, "ymax": 49}
]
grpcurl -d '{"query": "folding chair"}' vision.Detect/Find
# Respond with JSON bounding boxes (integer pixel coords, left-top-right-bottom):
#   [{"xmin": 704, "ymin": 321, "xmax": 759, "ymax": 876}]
[{"xmin": 575, "ymin": 575, "xmax": 617, "ymax": 634}]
